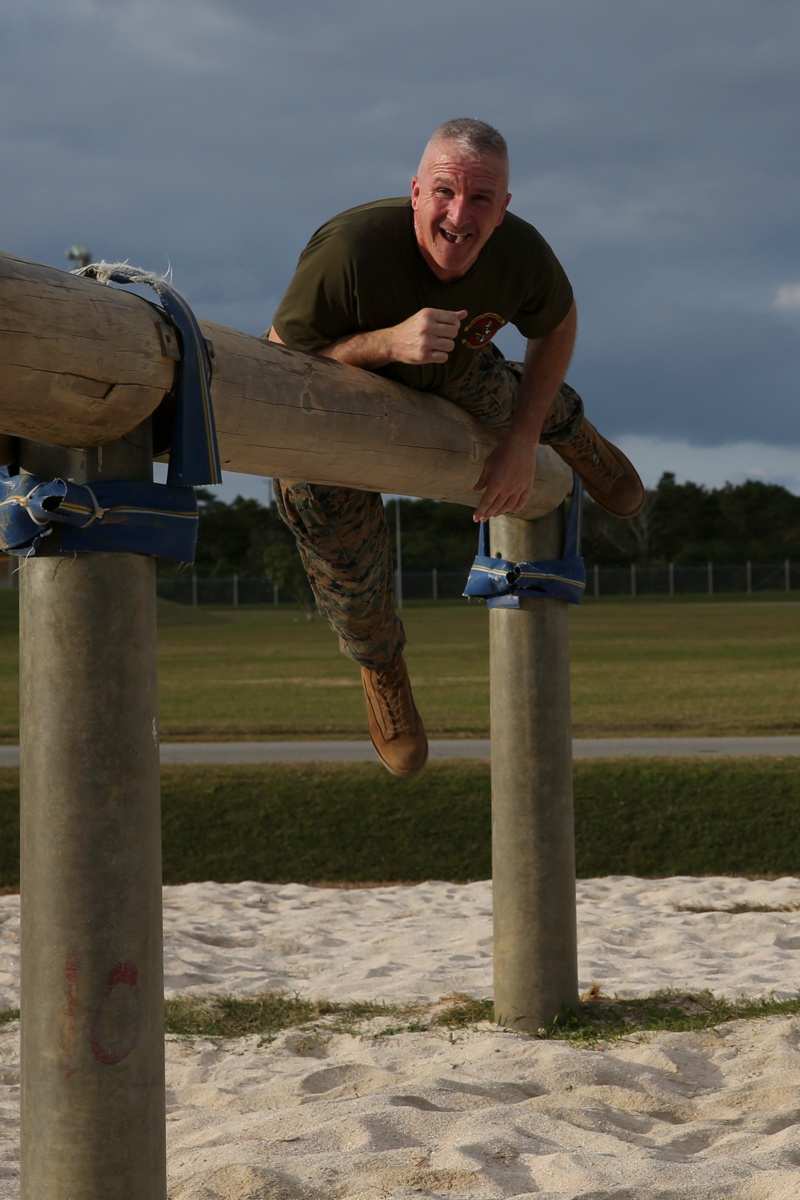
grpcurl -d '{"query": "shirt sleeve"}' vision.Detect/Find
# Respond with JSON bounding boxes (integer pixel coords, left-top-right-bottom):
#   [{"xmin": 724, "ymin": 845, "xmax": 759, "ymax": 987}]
[
  {"xmin": 505, "ymin": 221, "xmax": 574, "ymax": 340},
  {"xmin": 270, "ymin": 224, "xmax": 361, "ymax": 352}
]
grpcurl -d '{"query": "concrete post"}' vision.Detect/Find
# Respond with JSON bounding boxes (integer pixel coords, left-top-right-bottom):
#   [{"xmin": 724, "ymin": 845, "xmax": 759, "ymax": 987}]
[
  {"xmin": 18, "ymin": 429, "xmax": 166, "ymax": 1200},
  {"xmin": 489, "ymin": 508, "xmax": 579, "ymax": 1032}
]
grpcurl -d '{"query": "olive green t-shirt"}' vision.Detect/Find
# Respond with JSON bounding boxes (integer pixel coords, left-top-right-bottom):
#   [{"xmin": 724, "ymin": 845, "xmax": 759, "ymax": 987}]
[{"xmin": 270, "ymin": 197, "xmax": 573, "ymax": 394}]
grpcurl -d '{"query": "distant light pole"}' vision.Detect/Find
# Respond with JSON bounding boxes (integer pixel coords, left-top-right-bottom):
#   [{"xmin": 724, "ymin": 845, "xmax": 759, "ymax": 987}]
[{"xmin": 66, "ymin": 244, "xmax": 92, "ymax": 269}]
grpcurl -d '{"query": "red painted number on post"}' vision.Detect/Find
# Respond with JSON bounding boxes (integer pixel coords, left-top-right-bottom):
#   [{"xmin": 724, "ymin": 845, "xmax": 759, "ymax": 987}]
[{"xmin": 90, "ymin": 959, "xmax": 140, "ymax": 1066}]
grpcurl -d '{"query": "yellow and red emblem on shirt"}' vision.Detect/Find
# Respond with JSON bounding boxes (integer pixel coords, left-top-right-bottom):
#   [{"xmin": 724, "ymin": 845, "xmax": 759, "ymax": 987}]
[{"xmin": 461, "ymin": 312, "xmax": 506, "ymax": 349}]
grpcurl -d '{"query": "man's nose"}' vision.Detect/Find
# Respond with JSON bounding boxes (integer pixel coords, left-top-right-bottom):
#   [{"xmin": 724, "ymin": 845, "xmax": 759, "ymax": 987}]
[{"xmin": 447, "ymin": 196, "xmax": 469, "ymax": 227}]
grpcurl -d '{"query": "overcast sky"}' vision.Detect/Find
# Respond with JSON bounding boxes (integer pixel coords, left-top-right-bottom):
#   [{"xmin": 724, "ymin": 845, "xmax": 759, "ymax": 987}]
[{"xmin": 4, "ymin": 0, "xmax": 799, "ymax": 502}]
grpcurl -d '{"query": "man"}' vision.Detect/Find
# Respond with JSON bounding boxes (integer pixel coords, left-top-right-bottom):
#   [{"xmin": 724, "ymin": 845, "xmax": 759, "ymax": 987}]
[{"xmin": 266, "ymin": 118, "xmax": 644, "ymax": 778}]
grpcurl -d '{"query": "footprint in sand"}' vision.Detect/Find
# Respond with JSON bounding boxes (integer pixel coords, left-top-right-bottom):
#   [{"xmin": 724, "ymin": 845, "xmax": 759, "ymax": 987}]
[
  {"xmin": 170, "ymin": 1163, "xmax": 324, "ymax": 1200},
  {"xmin": 298, "ymin": 1063, "xmax": 394, "ymax": 1099}
]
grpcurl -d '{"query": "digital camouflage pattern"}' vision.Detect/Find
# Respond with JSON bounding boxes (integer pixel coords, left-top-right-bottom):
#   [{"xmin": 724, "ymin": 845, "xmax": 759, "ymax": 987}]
[{"xmin": 275, "ymin": 345, "xmax": 585, "ymax": 669}]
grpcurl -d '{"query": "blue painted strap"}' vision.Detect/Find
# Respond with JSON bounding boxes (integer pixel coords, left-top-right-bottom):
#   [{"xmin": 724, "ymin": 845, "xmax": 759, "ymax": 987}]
[
  {"xmin": 462, "ymin": 475, "xmax": 586, "ymax": 607},
  {"xmin": 76, "ymin": 263, "xmax": 222, "ymax": 487},
  {"xmin": 0, "ymin": 468, "xmax": 198, "ymax": 562},
  {"xmin": 0, "ymin": 259, "xmax": 226, "ymax": 562}
]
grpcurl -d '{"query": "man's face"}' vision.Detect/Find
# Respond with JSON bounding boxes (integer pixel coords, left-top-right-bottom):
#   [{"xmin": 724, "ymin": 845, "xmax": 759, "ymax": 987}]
[{"xmin": 411, "ymin": 138, "xmax": 511, "ymax": 281}]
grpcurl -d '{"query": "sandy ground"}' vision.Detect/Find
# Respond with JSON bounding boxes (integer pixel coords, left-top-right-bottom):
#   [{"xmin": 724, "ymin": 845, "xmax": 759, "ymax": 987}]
[{"xmin": 2, "ymin": 875, "xmax": 800, "ymax": 1198}]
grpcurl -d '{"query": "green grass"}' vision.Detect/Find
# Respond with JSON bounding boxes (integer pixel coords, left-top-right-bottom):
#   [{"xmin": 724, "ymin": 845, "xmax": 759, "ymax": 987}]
[
  {"xmin": 163, "ymin": 992, "xmax": 407, "ymax": 1040},
  {"xmin": 2, "ymin": 757, "xmax": 800, "ymax": 889},
  {"xmin": 0, "ymin": 591, "xmax": 799, "ymax": 739},
  {"xmin": 547, "ymin": 988, "xmax": 800, "ymax": 1046},
  {"xmin": 155, "ymin": 597, "xmax": 800, "ymax": 739},
  {"xmin": 3, "ymin": 987, "xmax": 798, "ymax": 1045},
  {"xmin": 136, "ymin": 988, "xmax": 800, "ymax": 1044}
]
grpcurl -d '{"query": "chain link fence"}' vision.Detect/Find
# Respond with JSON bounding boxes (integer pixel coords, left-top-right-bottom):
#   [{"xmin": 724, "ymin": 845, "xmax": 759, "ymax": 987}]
[
  {"xmin": 585, "ymin": 560, "xmax": 799, "ymax": 597},
  {"xmin": 150, "ymin": 561, "xmax": 800, "ymax": 606}
]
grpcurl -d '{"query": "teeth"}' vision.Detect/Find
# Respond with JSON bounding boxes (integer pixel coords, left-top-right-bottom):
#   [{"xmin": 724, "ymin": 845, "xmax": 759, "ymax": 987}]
[{"xmin": 441, "ymin": 229, "xmax": 470, "ymax": 244}]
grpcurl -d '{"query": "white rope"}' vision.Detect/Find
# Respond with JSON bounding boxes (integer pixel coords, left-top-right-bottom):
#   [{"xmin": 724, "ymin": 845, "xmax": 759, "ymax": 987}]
[
  {"xmin": 0, "ymin": 494, "xmax": 50, "ymax": 526},
  {"xmin": 72, "ymin": 260, "xmax": 173, "ymax": 292},
  {"xmin": 78, "ymin": 486, "xmax": 108, "ymax": 527}
]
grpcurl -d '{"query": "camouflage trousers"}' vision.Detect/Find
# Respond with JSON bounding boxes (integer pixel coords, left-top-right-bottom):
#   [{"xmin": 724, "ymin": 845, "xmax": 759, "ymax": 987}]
[{"xmin": 274, "ymin": 345, "xmax": 584, "ymax": 670}]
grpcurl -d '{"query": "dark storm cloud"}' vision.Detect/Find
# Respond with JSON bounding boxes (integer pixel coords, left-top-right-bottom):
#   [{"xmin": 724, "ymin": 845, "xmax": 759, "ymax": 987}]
[
  {"xmin": 570, "ymin": 303, "xmax": 800, "ymax": 444},
  {"xmin": 2, "ymin": 0, "xmax": 798, "ymax": 456}
]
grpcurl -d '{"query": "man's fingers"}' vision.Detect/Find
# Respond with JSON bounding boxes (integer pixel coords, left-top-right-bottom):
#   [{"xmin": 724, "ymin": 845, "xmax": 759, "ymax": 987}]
[
  {"xmin": 429, "ymin": 308, "xmax": 467, "ymax": 333},
  {"xmin": 473, "ymin": 485, "xmax": 532, "ymax": 522},
  {"xmin": 403, "ymin": 308, "xmax": 468, "ymax": 363}
]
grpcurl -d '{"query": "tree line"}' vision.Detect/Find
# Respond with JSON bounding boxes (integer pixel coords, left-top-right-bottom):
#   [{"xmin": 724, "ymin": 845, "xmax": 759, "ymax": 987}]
[
  {"xmin": 583, "ymin": 473, "xmax": 800, "ymax": 566},
  {"xmin": 158, "ymin": 474, "xmax": 800, "ymax": 598}
]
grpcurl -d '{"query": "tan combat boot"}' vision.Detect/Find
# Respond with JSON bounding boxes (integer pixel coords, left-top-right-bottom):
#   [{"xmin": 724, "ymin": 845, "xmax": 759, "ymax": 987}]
[
  {"xmin": 361, "ymin": 655, "xmax": 428, "ymax": 778},
  {"xmin": 554, "ymin": 418, "xmax": 646, "ymax": 518}
]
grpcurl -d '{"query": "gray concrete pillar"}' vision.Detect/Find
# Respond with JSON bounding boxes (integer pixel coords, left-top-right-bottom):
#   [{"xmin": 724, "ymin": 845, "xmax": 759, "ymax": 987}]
[
  {"xmin": 489, "ymin": 507, "xmax": 579, "ymax": 1032},
  {"xmin": 18, "ymin": 429, "xmax": 166, "ymax": 1199}
]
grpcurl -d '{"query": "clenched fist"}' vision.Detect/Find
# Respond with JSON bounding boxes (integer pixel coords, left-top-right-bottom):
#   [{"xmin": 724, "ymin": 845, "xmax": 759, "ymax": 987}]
[{"xmin": 387, "ymin": 308, "xmax": 468, "ymax": 365}]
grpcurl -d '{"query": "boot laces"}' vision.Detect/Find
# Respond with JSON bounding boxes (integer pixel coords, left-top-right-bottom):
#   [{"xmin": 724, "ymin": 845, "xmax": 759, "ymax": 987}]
[
  {"xmin": 373, "ymin": 662, "xmax": 416, "ymax": 735},
  {"xmin": 567, "ymin": 429, "xmax": 621, "ymax": 484}
]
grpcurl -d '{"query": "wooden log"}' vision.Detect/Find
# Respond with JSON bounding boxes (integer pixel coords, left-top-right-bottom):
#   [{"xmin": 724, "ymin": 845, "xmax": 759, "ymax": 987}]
[{"xmin": 0, "ymin": 250, "xmax": 572, "ymax": 518}]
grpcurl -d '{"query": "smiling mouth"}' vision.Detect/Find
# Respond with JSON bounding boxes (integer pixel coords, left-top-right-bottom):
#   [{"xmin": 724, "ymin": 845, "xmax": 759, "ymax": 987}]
[{"xmin": 440, "ymin": 228, "xmax": 471, "ymax": 245}]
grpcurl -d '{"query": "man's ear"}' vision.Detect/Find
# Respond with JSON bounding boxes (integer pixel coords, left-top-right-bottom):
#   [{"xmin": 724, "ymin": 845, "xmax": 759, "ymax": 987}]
[
  {"xmin": 497, "ymin": 192, "xmax": 512, "ymax": 226},
  {"xmin": 410, "ymin": 175, "xmax": 420, "ymax": 209}
]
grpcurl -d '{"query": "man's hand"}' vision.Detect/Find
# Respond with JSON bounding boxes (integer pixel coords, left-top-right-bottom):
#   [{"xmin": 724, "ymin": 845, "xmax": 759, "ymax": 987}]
[
  {"xmin": 271, "ymin": 308, "xmax": 468, "ymax": 370},
  {"xmin": 472, "ymin": 436, "xmax": 538, "ymax": 522},
  {"xmin": 471, "ymin": 302, "xmax": 577, "ymax": 523},
  {"xmin": 387, "ymin": 308, "xmax": 468, "ymax": 365}
]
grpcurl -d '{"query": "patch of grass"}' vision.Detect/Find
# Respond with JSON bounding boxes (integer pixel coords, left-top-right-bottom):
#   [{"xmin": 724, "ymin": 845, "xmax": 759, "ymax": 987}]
[
  {"xmin": 3, "ymin": 756, "xmax": 800, "ymax": 889},
  {"xmin": 674, "ymin": 902, "xmax": 800, "ymax": 914},
  {"xmin": 1, "ymin": 597, "xmax": 800, "ymax": 739},
  {"xmin": 158, "ymin": 761, "xmax": 494, "ymax": 887},
  {"xmin": 573, "ymin": 757, "xmax": 800, "ymax": 878},
  {"xmin": 162, "ymin": 987, "xmax": 800, "ymax": 1044},
  {"xmin": 431, "ymin": 996, "xmax": 494, "ymax": 1028},
  {"xmin": 164, "ymin": 992, "xmax": 416, "ymax": 1040},
  {"xmin": 157, "ymin": 756, "xmax": 800, "ymax": 884},
  {"xmin": 153, "ymin": 599, "xmax": 800, "ymax": 739},
  {"xmin": 0, "ymin": 986, "xmax": 771, "ymax": 1046},
  {"xmin": 540, "ymin": 986, "xmax": 800, "ymax": 1046}
]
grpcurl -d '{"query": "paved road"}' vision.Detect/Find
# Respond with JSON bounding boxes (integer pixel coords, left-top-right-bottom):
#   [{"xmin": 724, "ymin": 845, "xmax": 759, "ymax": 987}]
[{"xmin": 2, "ymin": 737, "xmax": 798, "ymax": 766}]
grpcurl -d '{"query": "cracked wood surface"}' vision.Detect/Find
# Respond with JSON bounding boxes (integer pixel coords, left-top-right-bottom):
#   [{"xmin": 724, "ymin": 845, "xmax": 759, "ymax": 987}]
[{"xmin": 0, "ymin": 250, "xmax": 571, "ymax": 518}]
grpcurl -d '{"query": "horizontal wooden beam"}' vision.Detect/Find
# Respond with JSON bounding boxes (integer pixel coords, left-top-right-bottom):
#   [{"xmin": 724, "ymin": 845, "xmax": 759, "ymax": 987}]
[{"xmin": 0, "ymin": 250, "xmax": 572, "ymax": 518}]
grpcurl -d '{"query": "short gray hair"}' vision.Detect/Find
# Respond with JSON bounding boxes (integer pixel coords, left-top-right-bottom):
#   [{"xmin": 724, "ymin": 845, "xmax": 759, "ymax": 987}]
[{"xmin": 431, "ymin": 118, "xmax": 508, "ymax": 160}]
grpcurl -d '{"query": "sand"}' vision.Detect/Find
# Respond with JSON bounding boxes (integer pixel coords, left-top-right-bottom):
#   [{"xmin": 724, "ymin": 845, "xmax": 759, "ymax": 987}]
[{"xmin": 1, "ymin": 875, "xmax": 800, "ymax": 1198}]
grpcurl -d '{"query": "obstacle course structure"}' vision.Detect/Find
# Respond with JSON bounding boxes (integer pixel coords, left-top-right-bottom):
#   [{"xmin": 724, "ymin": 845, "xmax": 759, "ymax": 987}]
[{"xmin": 1, "ymin": 249, "xmax": 578, "ymax": 1199}]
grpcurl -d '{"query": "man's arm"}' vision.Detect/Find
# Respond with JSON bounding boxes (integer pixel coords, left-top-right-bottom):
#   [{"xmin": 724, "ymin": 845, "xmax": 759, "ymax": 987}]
[
  {"xmin": 268, "ymin": 307, "xmax": 468, "ymax": 368},
  {"xmin": 471, "ymin": 300, "xmax": 577, "ymax": 522}
]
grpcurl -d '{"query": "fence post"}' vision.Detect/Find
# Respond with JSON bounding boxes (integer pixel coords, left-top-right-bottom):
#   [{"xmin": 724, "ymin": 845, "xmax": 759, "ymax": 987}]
[
  {"xmin": 669, "ymin": 562, "xmax": 675, "ymax": 597},
  {"xmin": 593, "ymin": 563, "xmax": 599, "ymax": 596},
  {"xmin": 708, "ymin": 561, "xmax": 713, "ymax": 596},
  {"xmin": 18, "ymin": 430, "xmax": 166, "ymax": 1200},
  {"xmin": 233, "ymin": 572, "xmax": 239, "ymax": 607},
  {"xmin": 786, "ymin": 559, "xmax": 791, "ymax": 593},
  {"xmin": 489, "ymin": 507, "xmax": 578, "ymax": 1031},
  {"xmin": 432, "ymin": 567, "xmax": 438, "ymax": 602},
  {"xmin": 630, "ymin": 562, "xmax": 636, "ymax": 597}
]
